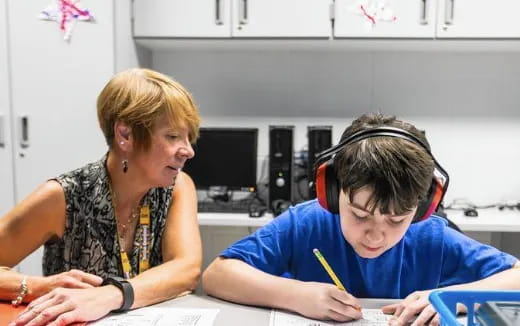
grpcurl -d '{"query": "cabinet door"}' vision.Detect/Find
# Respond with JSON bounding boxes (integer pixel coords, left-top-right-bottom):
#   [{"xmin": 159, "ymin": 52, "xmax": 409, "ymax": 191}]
[
  {"xmin": 334, "ymin": 0, "xmax": 436, "ymax": 38},
  {"xmin": 8, "ymin": 0, "xmax": 113, "ymax": 276},
  {"xmin": 134, "ymin": 0, "xmax": 232, "ymax": 37},
  {"xmin": 0, "ymin": 0, "xmax": 15, "ymax": 219},
  {"xmin": 232, "ymin": 0, "xmax": 331, "ymax": 37},
  {"xmin": 437, "ymin": 0, "xmax": 520, "ymax": 38}
]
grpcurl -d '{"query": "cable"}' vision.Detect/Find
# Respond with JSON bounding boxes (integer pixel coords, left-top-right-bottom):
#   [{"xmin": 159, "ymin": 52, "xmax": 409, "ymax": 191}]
[{"xmin": 444, "ymin": 198, "xmax": 520, "ymax": 211}]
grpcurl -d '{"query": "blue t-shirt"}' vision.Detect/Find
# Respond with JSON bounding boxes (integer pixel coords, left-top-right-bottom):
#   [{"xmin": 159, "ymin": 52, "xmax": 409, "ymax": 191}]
[{"xmin": 221, "ymin": 200, "xmax": 518, "ymax": 299}]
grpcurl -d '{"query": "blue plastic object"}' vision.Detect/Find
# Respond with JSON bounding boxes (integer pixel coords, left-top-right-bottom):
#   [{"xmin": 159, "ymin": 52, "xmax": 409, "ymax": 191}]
[{"xmin": 429, "ymin": 290, "xmax": 520, "ymax": 326}]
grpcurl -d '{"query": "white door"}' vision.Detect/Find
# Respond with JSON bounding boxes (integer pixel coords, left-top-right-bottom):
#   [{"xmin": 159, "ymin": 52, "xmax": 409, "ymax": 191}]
[
  {"xmin": 334, "ymin": 0, "xmax": 437, "ymax": 38},
  {"xmin": 0, "ymin": 0, "xmax": 15, "ymax": 219},
  {"xmin": 8, "ymin": 0, "xmax": 113, "ymax": 275},
  {"xmin": 437, "ymin": 0, "xmax": 520, "ymax": 38},
  {"xmin": 232, "ymin": 0, "xmax": 331, "ymax": 37},
  {"xmin": 133, "ymin": 0, "xmax": 232, "ymax": 37}
]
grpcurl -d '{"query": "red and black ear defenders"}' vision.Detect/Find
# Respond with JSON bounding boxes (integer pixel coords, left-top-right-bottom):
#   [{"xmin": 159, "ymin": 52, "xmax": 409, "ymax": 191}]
[{"xmin": 313, "ymin": 126, "xmax": 449, "ymax": 222}]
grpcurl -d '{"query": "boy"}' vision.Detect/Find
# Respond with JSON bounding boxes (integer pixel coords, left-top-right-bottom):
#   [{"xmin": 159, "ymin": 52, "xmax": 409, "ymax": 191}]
[{"xmin": 202, "ymin": 114, "xmax": 520, "ymax": 326}]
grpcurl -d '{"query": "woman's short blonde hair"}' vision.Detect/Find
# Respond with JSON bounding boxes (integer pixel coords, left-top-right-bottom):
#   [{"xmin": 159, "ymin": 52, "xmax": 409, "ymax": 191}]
[{"xmin": 97, "ymin": 68, "xmax": 200, "ymax": 151}]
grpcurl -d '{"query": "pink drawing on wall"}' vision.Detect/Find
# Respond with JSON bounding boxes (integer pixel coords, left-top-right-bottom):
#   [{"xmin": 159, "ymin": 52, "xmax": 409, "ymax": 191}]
[{"xmin": 39, "ymin": 0, "xmax": 95, "ymax": 42}]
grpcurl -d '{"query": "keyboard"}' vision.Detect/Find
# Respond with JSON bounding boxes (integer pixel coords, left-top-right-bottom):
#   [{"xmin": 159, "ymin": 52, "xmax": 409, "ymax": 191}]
[{"xmin": 197, "ymin": 200, "xmax": 251, "ymax": 213}]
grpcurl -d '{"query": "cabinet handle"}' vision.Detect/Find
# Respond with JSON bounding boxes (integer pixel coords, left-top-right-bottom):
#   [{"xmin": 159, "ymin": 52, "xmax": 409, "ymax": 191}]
[
  {"xmin": 215, "ymin": 0, "xmax": 224, "ymax": 25},
  {"xmin": 19, "ymin": 115, "xmax": 29, "ymax": 149},
  {"xmin": 444, "ymin": 0, "xmax": 454, "ymax": 25},
  {"xmin": 420, "ymin": 0, "xmax": 428, "ymax": 25},
  {"xmin": 239, "ymin": 0, "xmax": 248, "ymax": 25},
  {"xmin": 0, "ymin": 115, "xmax": 5, "ymax": 148}
]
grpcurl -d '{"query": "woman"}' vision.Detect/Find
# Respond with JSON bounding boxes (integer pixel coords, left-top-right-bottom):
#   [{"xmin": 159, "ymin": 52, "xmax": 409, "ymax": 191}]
[{"xmin": 0, "ymin": 68, "xmax": 202, "ymax": 325}]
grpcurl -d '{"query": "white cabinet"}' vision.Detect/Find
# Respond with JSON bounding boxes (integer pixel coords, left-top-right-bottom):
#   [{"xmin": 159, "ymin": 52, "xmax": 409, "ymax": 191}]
[
  {"xmin": 436, "ymin": 0, "xmax": 520, "ymax": 38},
  {"xmin": 0, "ymin": 0, "xmax": 15, "ymax": 219},
  {"xmin": 133, "ymin": 0, "xmax": 232, "ymax": 37},
  {"xmin": 6, "ymin": 0, "xmax": 113, "ymax": 275},
  {"xmin": 334, "ymin": 0, "xmax": 437, "ymax": 38},
  {"xmin": 134, "ymin": 1, "xmax": 520, "ymax": 39},
  {"xmin": 133, "ymin": 0, "xmax": 332, "ymax": 38},
  {"xmin": 232, "ymin": 0, "xmax": 331, "ymax": 38},
  {"xmin": 334, "ymin": 0, "xmax": 520, "ymax": 39}
]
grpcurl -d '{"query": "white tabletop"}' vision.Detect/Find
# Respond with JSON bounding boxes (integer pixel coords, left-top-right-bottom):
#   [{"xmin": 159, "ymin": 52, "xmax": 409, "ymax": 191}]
[
  {"xmin": 198, "ymin": 212, "xmax": 274, "ymax": 227},
  {"xmin": 445, "ymin": 208, "xmax": 520, "ymax": 232},
  {"xmin": 199, "ymin": 208, "xmax": 520, "ymax": 232},
  {"xmin": 153, "ymin": 294, "xmax": 398, "ymax": 326}
]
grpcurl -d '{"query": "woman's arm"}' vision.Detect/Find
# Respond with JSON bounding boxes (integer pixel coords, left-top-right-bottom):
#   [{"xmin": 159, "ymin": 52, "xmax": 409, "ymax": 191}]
[
  {"xmin": 127, "ymin": 171, "xmax": 202, "ymax": 308},
  {"xmin": 0, "ymin": 181, "xmax": 102, "ymax": 302},
  {"xmin": 0, "ymin": 181, "xmax": 65, "ymax": 267},
  {"xmin": 8, "ymin": 172, "xmax": 202, "ymax": 326}
]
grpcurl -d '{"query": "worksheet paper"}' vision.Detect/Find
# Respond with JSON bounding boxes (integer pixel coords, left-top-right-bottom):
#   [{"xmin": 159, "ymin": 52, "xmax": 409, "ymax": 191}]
[
  {"xmin": 270, "ymin": 309, "xmax": 469, "ymax": 326},
  {"xmin": 270, "ymin": 309, "xmax": 391, "ymax": 326},
  {"xmin": 89, "ymin": 307, "xmax": 220, "ymax": 326}
]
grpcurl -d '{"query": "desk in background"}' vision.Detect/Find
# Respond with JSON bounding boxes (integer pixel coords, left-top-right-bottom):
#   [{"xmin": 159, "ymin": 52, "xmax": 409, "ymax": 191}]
[
  {"xmin": 199, "ymin": 208, "xmax": 520, "ymax": 232},
  {"xmin": 198, "ymin": 209, "xmax": 520, "ymax": 266},
  {"xmin": 198, "ymin": 212, "xmax": 274, "ymax": 227},
  {"xmin": 445, "ymin": 208, "xmax": 520, "ymax": 232}
]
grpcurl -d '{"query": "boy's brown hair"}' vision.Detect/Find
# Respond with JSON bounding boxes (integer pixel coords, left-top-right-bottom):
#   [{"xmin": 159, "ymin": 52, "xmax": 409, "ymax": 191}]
[
  {"xmin": 97, "ymin": 68, "xmax": 200, "ymax": 151},
  {"xmin": 334, "ymin": 114, "xmax": 434, "ymax": 216}
]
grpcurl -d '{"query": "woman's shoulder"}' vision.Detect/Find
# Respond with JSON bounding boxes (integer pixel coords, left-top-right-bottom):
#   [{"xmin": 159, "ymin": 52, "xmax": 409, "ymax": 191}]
[{"xmin": 53, "ymin": 156, "xmax": 107, "ymax": 192}]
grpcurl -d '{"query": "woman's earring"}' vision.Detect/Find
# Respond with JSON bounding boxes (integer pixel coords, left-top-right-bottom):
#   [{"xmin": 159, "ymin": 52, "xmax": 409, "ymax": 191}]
[{"xmin": 122, "ymin": 159, "xmax": 128, "ymax": 173}]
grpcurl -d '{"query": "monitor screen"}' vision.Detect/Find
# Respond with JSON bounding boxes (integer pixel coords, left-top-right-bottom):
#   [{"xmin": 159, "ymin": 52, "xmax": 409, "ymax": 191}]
[{"xmin": 183, "ymin": 128, "xmax": 258, "ymax": 191}]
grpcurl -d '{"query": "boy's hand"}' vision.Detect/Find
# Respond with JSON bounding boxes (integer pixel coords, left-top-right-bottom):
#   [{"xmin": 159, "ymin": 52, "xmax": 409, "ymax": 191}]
[
  {"xmin": 381, "ymin": 290, "xmax": 440, "ymax": 326},
  {"xmin": 291, "ymin": 281, "xmax": 363, "ymax": 322}
]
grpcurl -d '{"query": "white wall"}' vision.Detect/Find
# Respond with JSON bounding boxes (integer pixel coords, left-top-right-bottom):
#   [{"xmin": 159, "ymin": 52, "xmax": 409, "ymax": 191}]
[{"xmin": 151, "ymin": 47, "xmax": 520, "ymax": 207}]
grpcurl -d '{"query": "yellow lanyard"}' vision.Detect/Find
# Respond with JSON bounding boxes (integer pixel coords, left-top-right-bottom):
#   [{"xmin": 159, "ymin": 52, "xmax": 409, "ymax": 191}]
[
  {"xmin": 107, "ymin": 175, "xmax": 152, "ymax": 279},
  {"xmin": 119, "ymin": 204, "xmax": 151, "ymax": 279}
]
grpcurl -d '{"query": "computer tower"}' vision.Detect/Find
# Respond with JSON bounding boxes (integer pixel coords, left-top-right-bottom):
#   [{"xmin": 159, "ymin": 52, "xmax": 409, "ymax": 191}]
[
  {"xmin": 269, "ymin": 126, "xmax": 294, "ymax": 215},
  {"xmin": 307, "ymin": 126, "xmax": 332, "ymax": 198}
]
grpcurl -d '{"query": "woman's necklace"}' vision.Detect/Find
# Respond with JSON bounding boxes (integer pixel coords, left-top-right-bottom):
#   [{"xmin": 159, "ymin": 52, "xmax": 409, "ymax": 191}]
[
  {"xmin": 117, "ymin": 206, "xmax": 140, "ymax": 252},
  {"xmin": 108, "ymin": 182, "xmax": 140, "ymax": 253}
]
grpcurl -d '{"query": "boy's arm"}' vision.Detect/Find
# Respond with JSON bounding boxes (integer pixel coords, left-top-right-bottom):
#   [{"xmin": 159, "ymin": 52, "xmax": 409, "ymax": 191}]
[
  {"xmin": 446, "ymin": 261, "xmax": 520, "ymax": 290},
  {"xmin": 384, "ymin": 263, "xmax": 520, "ymax": 326},
  {"xmin": 202, "ymin": 257, "xmax": 362, "ymax": 322}
]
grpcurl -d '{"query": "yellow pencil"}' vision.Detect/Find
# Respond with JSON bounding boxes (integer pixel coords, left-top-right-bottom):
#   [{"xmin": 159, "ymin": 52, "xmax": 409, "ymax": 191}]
[
  {"xmin": 313, "ymin": 248, "xmax": 362, "ymax": 312},
  {"xmin": 313, "ymin": 248, "xmax": 346, "ymax": 291}
]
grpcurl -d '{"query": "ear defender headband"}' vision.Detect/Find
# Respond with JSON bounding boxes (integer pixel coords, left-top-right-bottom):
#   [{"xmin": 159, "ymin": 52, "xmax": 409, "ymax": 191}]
[{"xmin": 314, "ymin": 126, "xmax": 449, "ymax": 222}]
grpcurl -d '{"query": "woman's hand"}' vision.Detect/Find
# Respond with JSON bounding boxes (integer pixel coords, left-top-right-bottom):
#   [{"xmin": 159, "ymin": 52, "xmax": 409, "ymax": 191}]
[
  {"xmin": 291, "ymin": 282, "xmax": 363, "ymax": 322},
  {"xmin": 10, "ymin": 285, "xmax": 121, "ymax": 326},
  {"xmin": 382, "ymin": 290, "xmax": 440, "ymax": 326},
  {"xmin": 28, "ymin": 269, "xmax": 103, "ymax": 300}
]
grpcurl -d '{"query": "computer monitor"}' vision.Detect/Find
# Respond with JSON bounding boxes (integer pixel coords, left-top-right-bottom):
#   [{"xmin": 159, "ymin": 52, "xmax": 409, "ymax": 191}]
[{"xmin": 183, "ymin": 127, "xmax": 258, "ymax": 192}]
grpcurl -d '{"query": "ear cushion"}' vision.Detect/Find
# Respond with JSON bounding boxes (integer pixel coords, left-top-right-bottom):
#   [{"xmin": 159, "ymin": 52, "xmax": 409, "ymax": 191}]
[
  {"xmin": 316, "ymin": 158, "xmax": 340, "ymax": 214},
  {"xmin": 413, "ymin": 178, "xmax": 444, "ymax": 222}
]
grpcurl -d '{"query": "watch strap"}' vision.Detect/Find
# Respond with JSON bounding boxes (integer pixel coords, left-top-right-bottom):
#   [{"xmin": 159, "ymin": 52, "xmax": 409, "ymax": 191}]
[{"xmin": 102, "ymin": 276, "xmax": 134, "ymax": 312}]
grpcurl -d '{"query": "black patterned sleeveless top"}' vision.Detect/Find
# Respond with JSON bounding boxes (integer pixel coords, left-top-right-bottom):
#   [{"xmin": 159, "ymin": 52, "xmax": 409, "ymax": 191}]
[{"xmin": 43, "ymin": 154, "xmax": 173, "ymax": 278}]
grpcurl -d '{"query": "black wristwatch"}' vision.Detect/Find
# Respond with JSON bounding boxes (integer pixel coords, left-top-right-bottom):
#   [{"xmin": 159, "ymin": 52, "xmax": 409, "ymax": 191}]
[{"xmin": 102, "ymin": 276, "xmax": 134, "ymax": 313}]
